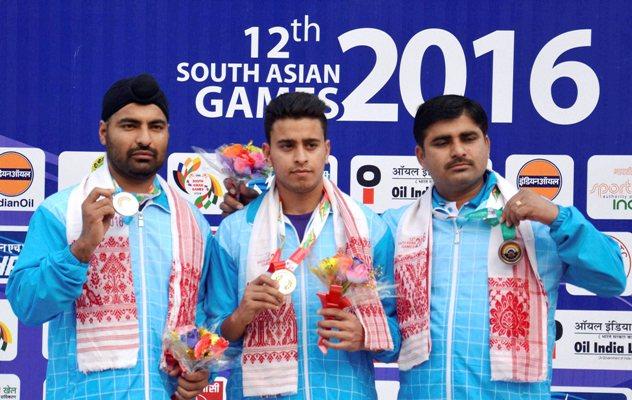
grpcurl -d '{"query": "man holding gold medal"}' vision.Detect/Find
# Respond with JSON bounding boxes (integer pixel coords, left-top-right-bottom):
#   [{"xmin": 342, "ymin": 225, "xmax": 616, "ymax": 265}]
[
  {"xmin": 209, "ymin": 92, "xmax": 401, "ymax": 399},
  {"xmin": 7, "ymin": 74, "xmax": 213, "ymax": 400},
  {"xmin": 382, "ymin": 95, "xmax": 625, "ymax": 399}
]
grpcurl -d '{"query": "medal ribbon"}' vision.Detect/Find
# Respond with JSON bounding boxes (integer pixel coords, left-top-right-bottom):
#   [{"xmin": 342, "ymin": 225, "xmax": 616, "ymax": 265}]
[
  {"xmin": 465, "ymin": 186, "xmax": 516, "ymax": 241},
  {"xmin": 269, "ymin": 192, "xmax": 331, "ymax": 273}
]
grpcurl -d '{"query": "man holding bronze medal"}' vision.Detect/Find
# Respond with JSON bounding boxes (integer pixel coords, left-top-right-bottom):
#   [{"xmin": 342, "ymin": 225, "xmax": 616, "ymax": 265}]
[
  {"xmin": 208, "ymin": 92, "xmax": 401, "ymax": 399},
  {"xmin": 7, "ymin": 74, "xmax": 212, "ymax": 400},
  {"xmin": 382, "ymin": 95, "xmax": 625, "ymax": 399}
]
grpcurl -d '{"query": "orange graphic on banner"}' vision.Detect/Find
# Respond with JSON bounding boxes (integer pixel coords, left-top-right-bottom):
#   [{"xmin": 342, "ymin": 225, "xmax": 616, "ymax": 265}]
[
  {"xmin": 0, "ymin": 151, "xmax": 34, "ymax": 197},
  {"xmin": 363, "ymin": 188, "xmax": 374, "ymax": 204},
  {"xmin": 516, "ymin": 159, "xmax": 562, "ymax": 200}
]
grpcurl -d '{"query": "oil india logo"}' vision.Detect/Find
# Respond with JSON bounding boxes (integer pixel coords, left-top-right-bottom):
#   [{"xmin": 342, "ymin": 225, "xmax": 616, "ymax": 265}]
[
  {"xmin": 173, "ymin": 156, "xmax": 223, "ymax": 209},
  {"xmin": 0, "ymin": 151, "xmax": 34, "ymax": 197},
  {"xmin": 516, "ymin": 159, "xmax": 562, "ymax": 200}
]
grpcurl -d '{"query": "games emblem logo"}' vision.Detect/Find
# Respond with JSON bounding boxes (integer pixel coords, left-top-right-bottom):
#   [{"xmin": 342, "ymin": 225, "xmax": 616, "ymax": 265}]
[{"xmin": 172, "ymin": 156, "xmax": 224, "ymax": 210}]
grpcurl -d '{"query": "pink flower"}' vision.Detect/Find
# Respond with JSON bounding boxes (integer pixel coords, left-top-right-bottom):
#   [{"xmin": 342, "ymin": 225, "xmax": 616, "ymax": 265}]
[
  {"xmin": 346, "ymin": 258, "xmax": 370, "ymax": 284},
  {"xmin": 251, "ymin": 151, "xmax": 267, "ymax": 170},
  {"xmin": 233, "ymin": 156, "xmax": 253, "ymax": 175}
]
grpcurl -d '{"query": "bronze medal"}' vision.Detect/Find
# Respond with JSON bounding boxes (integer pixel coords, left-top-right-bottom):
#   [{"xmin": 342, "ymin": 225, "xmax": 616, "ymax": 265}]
[{"xmin": 498, "ymin": 240, "xmax": 523, "ymax": 265}]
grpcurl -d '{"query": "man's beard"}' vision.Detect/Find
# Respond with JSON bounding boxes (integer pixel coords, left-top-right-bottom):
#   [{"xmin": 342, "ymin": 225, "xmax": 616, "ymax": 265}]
[{"xmin": 106, "ymin": 145, "xmax": 163, "ymax": 180}]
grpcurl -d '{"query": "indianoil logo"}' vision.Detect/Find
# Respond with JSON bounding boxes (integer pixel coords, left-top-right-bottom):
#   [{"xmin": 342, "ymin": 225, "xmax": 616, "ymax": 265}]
[
  {"xmin": 0, "ymin": 151, "xmax": 34, "ymax": 197},
  {"xmin": 516, "ymin": 159, "xmax": 562, "ymax": 200}
]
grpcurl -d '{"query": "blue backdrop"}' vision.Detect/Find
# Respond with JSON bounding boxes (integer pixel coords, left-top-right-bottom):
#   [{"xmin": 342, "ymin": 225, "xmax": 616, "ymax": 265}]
[{"xmin": 1, "ymin": 1, "xmax": 630, "ymax": 399}]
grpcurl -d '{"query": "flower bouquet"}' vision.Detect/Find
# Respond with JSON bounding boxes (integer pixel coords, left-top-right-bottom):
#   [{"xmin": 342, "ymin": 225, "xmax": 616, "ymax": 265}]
[
  {"xmin": 163, "ymin": 325, "xmax": 230, "ymax": 374},
  {"xmin": 192, "ymin": 141, "xmax": 273, "ymax": 193},
  {"xmin": 310, "ymin": 253, "xmax": 372, "ymax": 354}
]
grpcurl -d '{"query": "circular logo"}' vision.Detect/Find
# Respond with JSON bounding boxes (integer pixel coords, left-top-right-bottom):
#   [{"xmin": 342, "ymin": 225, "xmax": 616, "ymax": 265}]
[
  {"xmin": 498, "ymin": 240, "xmax": 523, "ymax": 265},
  {"xmin": 270, "ymin": 269, "xmax": 297, "ymax": 295},
  {"xmin": 0, "ymin": 151, "xmax": 34, "ymax": 197},
  {"xmin": 516, "ymin": 159, "xmax": 562, "ymax": 200}
]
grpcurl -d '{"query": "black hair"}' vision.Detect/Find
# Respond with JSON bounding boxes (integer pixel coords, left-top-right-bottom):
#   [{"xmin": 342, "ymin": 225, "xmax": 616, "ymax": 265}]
[
  {"xmin": 413, "ymin": 95, "xmax": 488, "ymax": 147},
  {"xmin": 264, "ymin": 92, "xmax": 327, "ymax": 142}
]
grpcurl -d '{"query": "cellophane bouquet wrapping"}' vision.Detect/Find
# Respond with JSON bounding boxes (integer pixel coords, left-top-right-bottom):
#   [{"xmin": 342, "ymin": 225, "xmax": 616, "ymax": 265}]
[
  {"xmin": 310, "ymin": 253, "xmax": 374, "ymax": 353},
  {"xmin": 193, "ymin": 142, "xmax": 273, "ymax": 192},
  {"xmin": 163, "ymin": 325, "xmax": 232, "ymax": 374}
]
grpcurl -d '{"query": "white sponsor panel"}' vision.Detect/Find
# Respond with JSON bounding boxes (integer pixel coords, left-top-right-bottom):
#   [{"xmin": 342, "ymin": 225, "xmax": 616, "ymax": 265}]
[
  {"xmin": 42, "ymin": 322, "xmax": 48, "ymax": 360},
  {"xmin": 58, "ymin": 151, "xmax": 104, "ymax": 190},
  {"xmin": 566, "ymin": 232, "xmax": 632, "ymax": 296},
  {"xmin": 551, "ymin": 386, "xmax": 632, "ymax": 399},
  {"xmin": 350, "ymin": 156, "xmax": 433, "ymax": 213},
  {"xmin": 587, "ymin": 155, "xmax": 632, "ymax": 219},
  {"xmin": 324, "ymin": 155, "xmax": 338, "ymax": 185},
  {"xmin": 0, "ymin": 147, "xmax": 45, "ymax": 212},
  {"xmin": 0, "ymin": 300, "xmax": 18, "ymax": 361},
  {"xmin": 375, "ymin": 362, "xmax": 399, "ymax": 400},
  {"xmin": 553, "ymin": 310, "xmax": 632, "ymax": 370},
  {"xmin": 0, "ymin": 374, "xmax": 20, "ymax": 399},
  {"xmin": 505, "ymin": 154, "xmax": 573, "ymax": 206}
]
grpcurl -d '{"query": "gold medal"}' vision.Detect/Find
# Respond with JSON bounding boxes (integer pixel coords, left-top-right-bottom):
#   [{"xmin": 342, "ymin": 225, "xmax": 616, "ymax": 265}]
[
  {"xmin": 498, "ymin": 240, "xmax": 523, "ymax": 265},
  {"xmin": 113, "ymin": 192, "xmax": 139, "ymax": 217},
  {"xmin": 270, "ymin": 269, "xmax": 297, "ymax": 295}
]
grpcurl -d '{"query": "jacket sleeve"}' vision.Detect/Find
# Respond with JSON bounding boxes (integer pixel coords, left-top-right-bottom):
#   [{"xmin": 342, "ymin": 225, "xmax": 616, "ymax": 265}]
[
  {"xmin": 551, "ymin": 206, "xmax": 626, "ymax": 296},
  {"xmin": 204, "ymin": 217, "xmax": 241, "ymax": 342},
  {"xmin": 6, "ymin": 206, "xmax": 89, "ymax": 325},
  {"xmin": 370, "ymin": 213, "xmax": 401, "ymax": 363}
]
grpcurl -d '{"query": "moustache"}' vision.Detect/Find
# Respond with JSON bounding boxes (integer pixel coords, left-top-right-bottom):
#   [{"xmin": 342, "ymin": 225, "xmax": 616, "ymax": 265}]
[
  {"xmin": 445, "ymin": 158, "xmax": 473, "ymax": 169},
  {"xmin": 128, "ymin": 147, "xmax": 157, "ymax": 158}
]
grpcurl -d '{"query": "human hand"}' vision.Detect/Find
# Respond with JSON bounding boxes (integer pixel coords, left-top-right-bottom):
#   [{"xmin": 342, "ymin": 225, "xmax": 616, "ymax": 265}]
[
  {"xmin": 500, "ymin": 189, "xmax": 559, "ymax": 227},
  {"xmin": 234, "ymin": 274, "xmax": 285, "ymax": 326},
  {"xmin": 172, "ymin": 369, "xmax": 210, "ymax": 400},
  {"xmin": 219, "ymin": 178, "xmax": 260, "ymax": 217},
  {"xmin": 317, "ymin": 308, "xmax": 365, "ymax": 352},
  {"xmin": 71, "ymin": 187, "xmax": 115, "ymax": 262}
]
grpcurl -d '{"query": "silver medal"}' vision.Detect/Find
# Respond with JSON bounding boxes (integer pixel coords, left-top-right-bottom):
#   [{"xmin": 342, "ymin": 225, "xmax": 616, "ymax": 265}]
[{"xmin": 113, "ymin": 192, "xmax": 139, "ymax": 217}]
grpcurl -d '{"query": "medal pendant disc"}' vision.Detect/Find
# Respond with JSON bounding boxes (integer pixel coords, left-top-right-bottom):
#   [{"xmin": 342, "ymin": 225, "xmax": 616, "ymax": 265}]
[
  {"xmin": 270, "ymin": 269, "xmax": 297, "ymax": 295},
  {"xmin": 498, "ymin": 240, "xmax": 523, "ymax": 265},
  {"xmin": 113, "ymin": 192, "xmax": 140, "ymax": 217}
]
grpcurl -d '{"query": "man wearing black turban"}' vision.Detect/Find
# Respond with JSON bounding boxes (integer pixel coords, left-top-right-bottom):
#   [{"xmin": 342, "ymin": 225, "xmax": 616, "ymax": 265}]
[{"xmin": 7, "ymin": 74, "xmax": 214, "ymax": 400}]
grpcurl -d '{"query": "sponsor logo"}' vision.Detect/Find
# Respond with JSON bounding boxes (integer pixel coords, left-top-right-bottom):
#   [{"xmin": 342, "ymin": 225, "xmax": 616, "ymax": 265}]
[
  {"xmin": 197, "ymin": 377, "xmax": 227, "ymax": 400},
  {"xmin": 552, "ymin": 310, "xmax": 632, "ymax": 371},
  {"xmin": 587, "ymin": 156, "xmax": 632, "ymax": 219},
  {"xmin": 516, "ymin": 158, "xmax": 562, "ymax": 200},
  {"xmin": 0, "ymin": 229, "xmax": 26, "ymax": 285},
  {"xmin": 172, "ymin": 156, "xmax": 224, "ymax": 210},
  {"xmin": 0, "ymin": 151, "xmax": 33, "ymax": 197},
  {"xmin": 612, "ymin": 236, "xmax": 631, "ymax": 281},
  {"xmin": 0, "ymin": 374, "xmax": 19, "ymax": 399},
  {"xmin": 356, "ymin": 164, "xmax": 381, "ymax": 205},
  {"xmin": 0, "ymin": 321, "xmax": 12, "ymax": 352},
  {"xmin": 350, "ymin": 156, "xmax": 433, "ymax": 213},
  {"xmin": 0, "ymin": 301, "xmax": 18, "ymax": 361}
]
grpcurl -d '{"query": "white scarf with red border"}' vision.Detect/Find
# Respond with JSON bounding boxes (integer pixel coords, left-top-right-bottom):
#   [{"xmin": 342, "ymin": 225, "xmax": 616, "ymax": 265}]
[
  {"xmin": 66, "ymin": 158, "xmax": 204, "ymax": 372},
  {"xmin": 242, "ymin": 178, "xmax": 393, "ymax": 397},
  {"xmin": 395, "ymin": 172, "xmax": 548, "ymax": 382}
]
